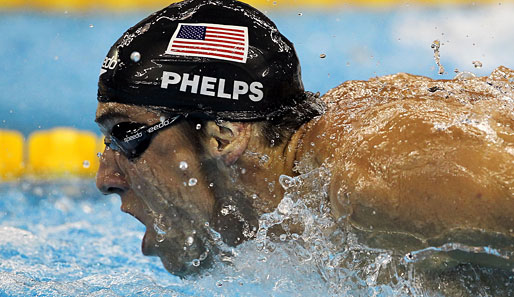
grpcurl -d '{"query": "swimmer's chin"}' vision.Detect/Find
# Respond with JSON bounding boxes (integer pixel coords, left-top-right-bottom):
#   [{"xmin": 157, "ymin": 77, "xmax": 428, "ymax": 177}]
[
  {"xmin": 142, "ymin": 229, "xmax": 212, "ymax": 277},
  {"xmin": 141, "ymin": 231, "xmax": 156, "ymax": 256}
]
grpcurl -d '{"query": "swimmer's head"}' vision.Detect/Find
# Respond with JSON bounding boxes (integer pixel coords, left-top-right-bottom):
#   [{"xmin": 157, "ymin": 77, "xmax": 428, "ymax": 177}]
[
  {"xmin": 97, "ymin": 0, "xmax": 314, "ymax": 121},
  {"xmin": 95, "ymin": 0, "xmax": 324, "ymax": 277}
]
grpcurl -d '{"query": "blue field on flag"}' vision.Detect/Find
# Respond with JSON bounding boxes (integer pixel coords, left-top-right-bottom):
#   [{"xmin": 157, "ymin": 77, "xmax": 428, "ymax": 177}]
[{"xmin": 166, "ymin": 23, "xmax": 249, "ymax": 63}]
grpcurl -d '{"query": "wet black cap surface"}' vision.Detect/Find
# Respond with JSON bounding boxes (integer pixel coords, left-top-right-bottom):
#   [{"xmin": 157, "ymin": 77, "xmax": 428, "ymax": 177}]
[{"xmin": 97, "ymin": 0, "xmax": 308, "ymax": 121}]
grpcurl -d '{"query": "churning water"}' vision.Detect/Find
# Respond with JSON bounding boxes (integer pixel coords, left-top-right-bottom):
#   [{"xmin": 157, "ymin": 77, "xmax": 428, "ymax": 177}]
[{"xmin": 1, "ymin": 168, "xmax": 513, "ymax": 296}]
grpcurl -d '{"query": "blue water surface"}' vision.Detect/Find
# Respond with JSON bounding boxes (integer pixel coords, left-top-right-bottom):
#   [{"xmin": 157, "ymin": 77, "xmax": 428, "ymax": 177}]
[{"xmin": 0, "ymin": 181, "xmax": 184, "ymax": 296}]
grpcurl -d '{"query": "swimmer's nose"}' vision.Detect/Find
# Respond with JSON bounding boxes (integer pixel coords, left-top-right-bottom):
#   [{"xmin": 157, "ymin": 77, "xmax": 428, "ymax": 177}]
[{"xmin": 96, "ymin": 146, "xmax": 129, "ymax": 195}]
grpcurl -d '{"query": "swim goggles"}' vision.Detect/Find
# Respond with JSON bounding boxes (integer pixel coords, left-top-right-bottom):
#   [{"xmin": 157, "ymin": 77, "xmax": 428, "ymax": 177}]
[{"xmin": 105, "ymin": 115, "xmax": 182, "ymax": 160}]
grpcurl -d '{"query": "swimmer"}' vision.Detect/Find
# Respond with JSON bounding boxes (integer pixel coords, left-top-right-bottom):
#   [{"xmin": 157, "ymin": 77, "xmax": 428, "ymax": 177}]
[{"xmin": 95, "ymin": 0, "xmax": 514, "ymax": 276}]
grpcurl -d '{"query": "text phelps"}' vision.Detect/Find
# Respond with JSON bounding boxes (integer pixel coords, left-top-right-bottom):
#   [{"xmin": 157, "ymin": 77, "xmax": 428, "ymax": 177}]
[{"xmin": 161, "ymin": 71, "xmax": 264, "ymax": 102}]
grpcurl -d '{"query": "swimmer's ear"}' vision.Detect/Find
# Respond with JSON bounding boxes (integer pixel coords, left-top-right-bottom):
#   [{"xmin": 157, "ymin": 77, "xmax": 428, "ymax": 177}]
[{"xmin": 204, "ymin": 121, "xmax": 251, "ymax": 165}]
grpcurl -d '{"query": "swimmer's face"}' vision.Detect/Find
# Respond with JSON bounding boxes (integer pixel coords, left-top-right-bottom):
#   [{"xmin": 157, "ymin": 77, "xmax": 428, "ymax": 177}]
[{"xmin": 95, "ymin": 102, "xmax": 215, "ymax": 276}]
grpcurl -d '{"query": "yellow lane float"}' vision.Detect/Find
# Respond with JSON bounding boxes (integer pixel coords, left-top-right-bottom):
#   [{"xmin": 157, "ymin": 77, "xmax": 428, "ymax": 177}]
[
  {"xmin": 0, "ymin": 130, "xmax": 24, "ymax": 180},
  {"xmin": 26, "ymin": 128, "xmax": 101, "ymax": 178}
]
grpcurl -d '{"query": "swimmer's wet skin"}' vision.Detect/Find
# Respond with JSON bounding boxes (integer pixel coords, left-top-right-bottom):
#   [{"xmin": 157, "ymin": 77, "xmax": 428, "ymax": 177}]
[{"xmin": 95, "ymin": 0, "xmax": 514, "ymax": 277}]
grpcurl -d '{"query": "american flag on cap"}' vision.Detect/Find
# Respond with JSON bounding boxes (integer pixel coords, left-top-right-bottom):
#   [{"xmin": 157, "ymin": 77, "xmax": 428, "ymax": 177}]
[{"xmin": 165, "ymin": 23, "xmax": 249, "ymax": 63}]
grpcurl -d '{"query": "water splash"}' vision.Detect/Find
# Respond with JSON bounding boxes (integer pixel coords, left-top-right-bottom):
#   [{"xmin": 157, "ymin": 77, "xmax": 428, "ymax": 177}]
[
  {"xmin": 472, "ymin": 60, "xmax": 483, "ymax": 68},
  {"xmin": 1, "ymin": 160, "xmax": 513, "ymax": 296},
  {"xmin": 431, "ymin": 40, "xmax": 445, "ymax": 75}
]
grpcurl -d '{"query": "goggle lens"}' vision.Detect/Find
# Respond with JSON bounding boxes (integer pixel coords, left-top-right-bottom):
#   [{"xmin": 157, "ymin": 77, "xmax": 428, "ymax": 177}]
[{"xmin": 107, "ymin": 115, "xmax": 181, "ymax": 160}]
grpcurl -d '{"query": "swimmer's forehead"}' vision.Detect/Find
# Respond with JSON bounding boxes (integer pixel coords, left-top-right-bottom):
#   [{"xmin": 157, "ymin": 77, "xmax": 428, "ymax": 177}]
[{"xmin": 95, "ymin": 102, "xmax": 164, "ymax": 127}]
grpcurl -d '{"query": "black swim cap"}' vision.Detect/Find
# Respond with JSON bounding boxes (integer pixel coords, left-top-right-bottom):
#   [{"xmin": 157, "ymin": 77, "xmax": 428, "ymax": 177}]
[{"xmin": 97, "ymin": 0, "xmax": 310, "ymax": 121}]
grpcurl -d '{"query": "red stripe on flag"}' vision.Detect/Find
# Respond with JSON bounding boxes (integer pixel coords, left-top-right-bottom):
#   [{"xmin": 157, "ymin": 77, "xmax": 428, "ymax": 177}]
[
  {"xmin": 206, "ymin": 29, "xmax": 245, "ymax": 38},
  {"xmin": 203, "ymin": 37, "xmax": 246, "ymax": 46},
  {"xmin": 173, "ymin": 40, "xmax": 245, "ymax": 50},
  {"xmin": 205, "ymin": 34, "xmax": 246, "ymax": 42},
  {"xmin": 208, "ymin": 26, "xmax": 245, "ymax": 34},
  {"xmin": 169, "ymin": 49, "xmax": 244, "ymax": 61}
]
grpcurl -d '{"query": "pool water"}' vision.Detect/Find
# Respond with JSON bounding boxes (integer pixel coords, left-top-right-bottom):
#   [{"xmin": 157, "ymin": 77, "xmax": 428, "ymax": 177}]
[
  {"xmin": 1, "ymin": 172, "xmax": 513, "ymax": 296},
  {"xmin": 1, "ymin": 3, "xmax": 514, "ymax": 296}
]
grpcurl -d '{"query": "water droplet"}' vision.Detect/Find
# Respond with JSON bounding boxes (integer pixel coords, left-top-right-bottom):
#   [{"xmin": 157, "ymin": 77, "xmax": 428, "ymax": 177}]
[
  {"xmin": 472, "ymin": 60, "xmax": 483, "ymax": 68},
  {"xmin": 259, "ymin": 155, "xmax": 270, "ymax": 165},
  {"xmin": 209, "ymin": 183, "xmax": 214, "ymax": 188},
  {"xmin": 279, "ymin": 234, "xmax": 287, "ymax": 241},
  {"xmin": 89, "ymin": 24, "xmax": 94, "ymax": 28},
  {"xmin": 188, "ymin": 178, "xmax": 198, "ymax": 186},
  {"xmin": 216, "ymin": 281, "xmax": 223, "ymax": 287},
  {"xmin": 130, "ymin": 51, "xmax": 141, "ymax": 63},
  {"xmin": 196, "ymin": 123, "xmax": 202, "ymax": 130},
  {"xmin": 156, "ymin": 233, "xmax": 165, "ymax": 243},
  {"xmin": 277, "ymin": 197, "xmax": 293, "ymax": 215},
  {"xmin": 272, "ymin": 1, "xmax": 277, "ymax": 5},
  {"xmin": 454, "ymin": 71, "xmax": 476, "ymax": 80},
  {"xmin": 97, "ymin": 152, "xmax": 102, "ymax": 158},
  {"xmin": 431, "ymin": 40, "xmax": 445, "ymax": 75},
  {"xmin": 320, "ymin": 53, "xmax": 327, "ymax": 59},
  {"xmin": 252, "ymin": 194, "xmax": 258, "ymax": 200},
  {"xmin": 268, "ymin": 182, "xmax": 275, "ymax": 192},
  {"xmin": 279, "ymin": 175, "xmax": 296, "ymax": 190},
  {"xmin": 153, "ymin": 219, "xmax": 167, "ymax": 242},
  {"xmin": 192, "ymin": 259, "xmax": 201, "ymax": 267},
  {"xmin": 199, "ymin": 251, "xmax": 209, "ymax": 261},
  {"xmin": 204, "ymin": 221, "xmax": 210, "ymax": 227},
  {"xmin": 160, "ymin": 116, "xmax": 166, "ymax": 122},
  {"xmin": 258, "ymin": 255, "xmax": 267, "ymax": 262},
  {"xmin": 82, "ymin": 160, "xmax": 90, "ymax": 169},
  {"xmin": 186, "ymin": 236, "xmax": 194, "ymax": 246},
  {"xmin": 179, "ymin": 161, "xmax": 188, "ymax": 170},
  {"xmin": 241, "ymin": 168, "xmax": 246, "ymax": 174},
  {"xmin": 298, "ymin": 12, "xmax": 303, "ymax": 16}
]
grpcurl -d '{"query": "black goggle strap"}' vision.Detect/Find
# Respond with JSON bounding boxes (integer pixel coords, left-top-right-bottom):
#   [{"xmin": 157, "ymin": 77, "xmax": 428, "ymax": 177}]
[{"xmin": 141, "ymin": 114, "xmax": 182, "ymax": 140}]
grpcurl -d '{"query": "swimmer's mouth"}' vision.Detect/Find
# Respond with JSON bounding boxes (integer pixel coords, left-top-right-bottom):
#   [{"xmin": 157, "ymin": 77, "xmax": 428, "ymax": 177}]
[{"xmin": 119, "ymin": 200, "xmax": 156, "ymax": 256}]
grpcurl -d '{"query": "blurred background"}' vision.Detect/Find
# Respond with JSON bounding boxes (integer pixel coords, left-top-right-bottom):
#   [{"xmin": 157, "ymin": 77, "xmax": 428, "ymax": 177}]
[{"xmin": 1, "ymin": 0, "xmax": 514, "ymax": 178}]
